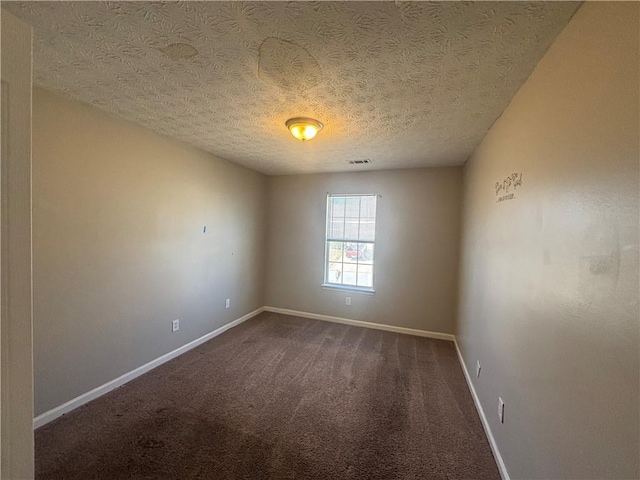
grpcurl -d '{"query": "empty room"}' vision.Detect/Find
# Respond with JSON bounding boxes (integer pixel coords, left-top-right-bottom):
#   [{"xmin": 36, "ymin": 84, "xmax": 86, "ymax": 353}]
[{"xmin": 1, "ymin": 1, "xmax": 638, "ymax": 479}]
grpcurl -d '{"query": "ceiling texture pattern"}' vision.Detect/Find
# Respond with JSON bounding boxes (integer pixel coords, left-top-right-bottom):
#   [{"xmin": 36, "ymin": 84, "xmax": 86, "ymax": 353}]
[{"xmin": 7, "ymin": 1, "xmax": 580, "ymax": 175}]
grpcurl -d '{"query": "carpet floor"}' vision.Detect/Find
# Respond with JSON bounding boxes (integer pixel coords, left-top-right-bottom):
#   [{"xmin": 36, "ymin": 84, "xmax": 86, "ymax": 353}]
[{"xmin": 36, "ymin": 312, "xmax": 500, "ymax": 479}]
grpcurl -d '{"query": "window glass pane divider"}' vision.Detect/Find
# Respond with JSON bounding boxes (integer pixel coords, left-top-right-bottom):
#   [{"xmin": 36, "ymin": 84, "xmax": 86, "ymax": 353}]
[
  {"xmin": 327, "ymin": 194, "xmax": 377, "ymax": 198},
  {"xmin": 326, "ymin": 238, "xmax": 375, "ymax": 244},
  {"xmin": 357, "ymin": 196, "xmax": 362, "ymax": 241}
]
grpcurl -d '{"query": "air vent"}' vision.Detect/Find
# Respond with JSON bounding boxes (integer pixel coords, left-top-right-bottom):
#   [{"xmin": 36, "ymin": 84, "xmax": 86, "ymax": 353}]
[{"xmin": 348, "ymin": 159, "xmax": 373, "ymax": 165}]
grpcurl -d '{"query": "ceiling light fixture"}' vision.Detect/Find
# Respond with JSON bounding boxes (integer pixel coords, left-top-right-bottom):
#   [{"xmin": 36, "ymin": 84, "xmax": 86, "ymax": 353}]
[{"xmin": 285, "ymin": 117, "xmax": 323, "ymax": 141}]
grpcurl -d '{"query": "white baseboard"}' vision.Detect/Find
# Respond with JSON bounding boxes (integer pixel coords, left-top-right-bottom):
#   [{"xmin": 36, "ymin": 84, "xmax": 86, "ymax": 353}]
[
  {"xmin": 263, "ymin": 306, "xmax": 455, "ymax": 342},
  {"xmin": 33, "ymin": 307, "xmax": 264, "ymax": 429},
  {"xmin": 454, "ymin": 339, "xmax": 510, "ymax": 480},
  {"xmin": 266, "ymin": 307, "xmax": 509, "ymax": 476},
  {"xmin": 34, "ymin": 304, "xmax": 507, "ymax": 480}
]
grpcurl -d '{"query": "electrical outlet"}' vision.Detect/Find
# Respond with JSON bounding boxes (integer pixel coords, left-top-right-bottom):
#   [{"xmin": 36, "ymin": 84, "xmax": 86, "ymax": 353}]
[
  {"xmin": 476, "ymin": 360, "xmax": 481, "ymax": 378},
  {"xmin": 346, "ymin": 296, "xmax": 351, "ymax": 306},
  {"xmin": 172, "ymin": 319, "xmax": 179, "ymax": 332},
  {"xmin": 498, "ymin": 397, "xmax": 505, "ymax": 423},
  {"xmin": 225, "ymin": 298, "xmax": 230, "ymax": 309}
]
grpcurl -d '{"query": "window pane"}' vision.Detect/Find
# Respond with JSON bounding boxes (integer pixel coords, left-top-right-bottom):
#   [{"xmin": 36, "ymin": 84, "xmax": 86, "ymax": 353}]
[
  {"xmin": 328, "ymin": 197, "xmax": 345, "ymax": 238},
  {"xmin": 326, "ymin": 241, "xmax": 344, "ymax": 284},
  {"xmin": 343, "ymin": 242, "xmax": 358, "ymax": 263},
  {"xmin": 344, "ymin": 219, "xmax": 359, "ymax": 240},
  {"xmin": 344, "ymin": 196, "xmax": 360, "ymax": 217},
  {"xmin": 360, "ymin": 195, "xmax": 377, "ymax": 217},
  {"xmin": 342, "ymin": 263, "xmax": 357, "ymax": 286},
  {"xmin": 359, "ymin": 221, "xmax": 375, "ymax": 241},
  {"xmin": 343, "ymin": 242, "xmax": 374, "ymax": 263},
  {"xmin": 357, "ymin": 243, "xmax": 374, "ymax": 264},
  {"xmin": 328, "ymin": 241, "xmax": 344, "ymax": 259},
  {"xmin": 330, "ymin": 219, "xmax": 344, "ymax": 238},
  {"xmin": 357, "ymin": 264, "xmax": 373, "ymax": 288},
  {"xmin": 344, "ymin": 197, "xmax": 360, "ymax": 239},
  {"xmin": 359, "ymin": 196, "xmax": 376, "ymax": 241}
]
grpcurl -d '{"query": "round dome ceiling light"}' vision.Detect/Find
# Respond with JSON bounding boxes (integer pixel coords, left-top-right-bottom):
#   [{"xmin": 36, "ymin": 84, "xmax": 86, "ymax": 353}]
[{"xmin": 285, "ymin": 117, "xmax": 323, "ymax": 141}]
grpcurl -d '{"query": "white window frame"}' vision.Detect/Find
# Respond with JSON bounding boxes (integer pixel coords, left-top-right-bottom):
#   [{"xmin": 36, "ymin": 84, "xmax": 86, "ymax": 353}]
[{"xmin": 322, "ymin": 193, "xmax": 377, "ymax": 293}]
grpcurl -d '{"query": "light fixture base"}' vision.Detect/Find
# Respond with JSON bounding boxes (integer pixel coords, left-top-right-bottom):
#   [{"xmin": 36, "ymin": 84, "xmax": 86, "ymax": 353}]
[{"xmin": 285, "ymin": 117, "xmax": 323, "ymax": 141}]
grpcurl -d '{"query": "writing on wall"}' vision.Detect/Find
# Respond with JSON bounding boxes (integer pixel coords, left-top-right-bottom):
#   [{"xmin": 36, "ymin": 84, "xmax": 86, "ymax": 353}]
[{"xmin": 495, "ymin": 172, "xmax": 523, "ymax": 202}]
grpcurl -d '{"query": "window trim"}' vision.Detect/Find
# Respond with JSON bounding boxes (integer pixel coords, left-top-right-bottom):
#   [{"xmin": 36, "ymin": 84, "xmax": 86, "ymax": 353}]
[
  {"xmin": 321, "ymin": 283, "xmax": 375, "ymax": 294},
  {"xmin": 323, "ymin": 193, "xmax": 377, "ymax": 292}
]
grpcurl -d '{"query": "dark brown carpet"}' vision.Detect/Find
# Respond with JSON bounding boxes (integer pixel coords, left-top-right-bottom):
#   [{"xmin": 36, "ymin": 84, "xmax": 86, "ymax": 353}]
[{"xmin": 36, "ymin": 312, "xmax": 500, "ymax": 480}]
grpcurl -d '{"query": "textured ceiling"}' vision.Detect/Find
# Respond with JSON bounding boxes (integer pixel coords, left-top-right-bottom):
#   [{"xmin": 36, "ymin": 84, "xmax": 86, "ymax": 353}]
[{"xmin": 7, "ymin": 1, "xmax": 580, "ymax": 175}]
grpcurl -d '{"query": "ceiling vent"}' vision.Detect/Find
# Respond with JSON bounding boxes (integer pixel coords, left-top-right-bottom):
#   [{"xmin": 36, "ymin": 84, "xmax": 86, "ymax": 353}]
[{"xmin": 348, "ymin": 159, "xmax": 373, "ymax": 165}]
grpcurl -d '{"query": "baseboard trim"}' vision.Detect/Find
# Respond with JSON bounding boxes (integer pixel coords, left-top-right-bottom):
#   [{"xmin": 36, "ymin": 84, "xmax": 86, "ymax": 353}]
[
  {"xmin": 263, "ymin": 306, "xmax": 455, "ymax": 341},
  {"xmin": 454, "ymin": 339, "xmax": 510, "ymax": 480},
  {"xmin": 33, "ymin": 304, "xmax": 504, "ymax": 480},
  {"xmin": 33, "ymin": 307, "xmax": 264, "ymax": 429}
]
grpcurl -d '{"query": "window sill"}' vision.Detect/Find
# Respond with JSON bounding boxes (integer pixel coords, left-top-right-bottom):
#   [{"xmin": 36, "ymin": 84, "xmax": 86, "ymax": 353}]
[{"xmin": 321, "ymin": 284, "xmax": 375, "ymax": 295}]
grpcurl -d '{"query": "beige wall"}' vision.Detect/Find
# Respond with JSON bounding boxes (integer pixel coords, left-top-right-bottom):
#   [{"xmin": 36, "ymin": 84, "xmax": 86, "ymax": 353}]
[
  {"xmin": 1, "ymin": 9, "xmax": 34, "ymax": 479},
  {"xmin": 32, "ymin": 88, "xmax": 267, "ymax": 416},
  {"xmin": 266, "ymin": 168, "xmax": 462, "ymax": 333},
  {"xmin": 457, "ymin": 3, "xmax": 639, "ymax": 479}
]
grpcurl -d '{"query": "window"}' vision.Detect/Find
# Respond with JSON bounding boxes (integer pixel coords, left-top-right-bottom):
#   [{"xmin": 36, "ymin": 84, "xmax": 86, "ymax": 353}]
[{"xmin": 324, "ymin": 194, "xmax": 377, "ymax": 291}]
